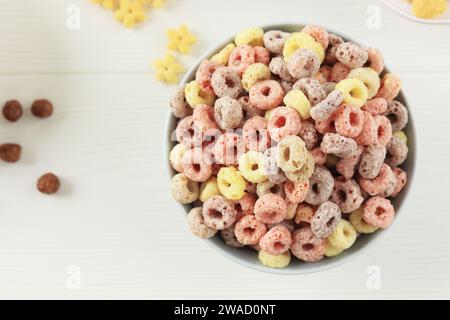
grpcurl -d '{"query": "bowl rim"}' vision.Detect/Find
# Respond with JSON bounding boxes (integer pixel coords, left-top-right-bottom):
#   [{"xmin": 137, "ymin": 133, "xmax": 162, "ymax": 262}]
[{"xmin": 164, "ymin": 23, "xmax": 417, "ymax": 274}]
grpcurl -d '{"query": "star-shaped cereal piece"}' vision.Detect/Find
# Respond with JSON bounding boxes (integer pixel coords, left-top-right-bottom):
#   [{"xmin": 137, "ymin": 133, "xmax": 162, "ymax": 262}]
[
  {"xmin": 91, "ymin": 0, "xmax": 118, "ymax": 9},
  {"xmin": 153, "ymin": 53, "xmax": 185, "ymax": 84},
  {"xmin": 166, "ymin": 24, "xmax": 197, "ymax": 54},
  {"xmin": 114, "ymin": 0, "xmax": 146, "ymax": 28}
]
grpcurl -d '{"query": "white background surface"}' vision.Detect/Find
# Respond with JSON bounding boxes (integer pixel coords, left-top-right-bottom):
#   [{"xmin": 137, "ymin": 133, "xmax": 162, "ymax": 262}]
[{"xmin": 0, "ymin": 0, "xmax": 449, "ymax": 299}]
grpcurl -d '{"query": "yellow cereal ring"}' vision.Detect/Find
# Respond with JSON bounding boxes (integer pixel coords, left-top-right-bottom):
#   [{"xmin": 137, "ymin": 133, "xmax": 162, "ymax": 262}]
[
  {"xmin": 283, "ymin": 32, "xmax": 324, "ymax": 63},
  {"xmin": 258, "ymin": 250, "xmax": 291, "ymax": 268},
  {"xmin": 327, "ymin": 220, "xmax": 357, "ymax": 251},
  {"xmin": 235, "ymin": 27, "xmax": 264, "ymax": 47},
  {"xmin": 393, "ymin": 131, "xmax": 408, "ymax": 144},
  {"xmin": 238, "ymin": 151, "xmax": 267, "ymax": 183},
  {"xmin": 335, "ymin": 78, "xmax": 368, "ymax": 108},
  {"xmin": 211, "ymin": 43, "xmax": 236, "ymax": 66},
  {"xmin": 199, "ymin": 177, "xmax": 220, "ymax": 202},
  {"xmin": 347, "ymin": 67, "xmax": 380, "ymax": 99},
  {"xmin": 283, "ymin": 89, "xmax": 312, "ymax": 120},
  {"xmin": 349, "ymin": 207, "xmax": 379, "ymax": 234},
  {"xmin": 242, "ymin": 63, "xmax": 271, "ymax": 91},
  {"xmin": 217, "ymin": 167, "xmax": 246, "ymax": 200},
  {"xmin": 264, "ymin": 109, "xmax": 274, "ymax": 121},
  {"xmin": 184, "ymin": 81, "xmax": 216, "ymax": 108},
  {"xmin": 325, "ymin": 239, "xmax": 344, "ymax": 257},
  {"xmin": 412, "ymin": 0, "xmax": 448, "ymax": 19}
]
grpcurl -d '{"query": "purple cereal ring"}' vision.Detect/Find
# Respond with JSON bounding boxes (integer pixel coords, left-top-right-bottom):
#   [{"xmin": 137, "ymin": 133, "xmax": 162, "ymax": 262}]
[
  {"xmin": 202, "ymin": 195, "xmax": 238, "ymax": 230},
  {"xmin": 310, "ymin": 89, "xmax": 343, "ymax": 122},
  {"xmin": 259, "ymin": 226, "xmax": 292, "ymax": 255},
  {"xmin": 213, "ymin": 132, "xmax": 245, "ymax": 165},
  {"xmin": 234, "ymin": 192, "xmax": 256, "ymax": 220},
  {"xmin": 263, "ymin": 30, "xmax": 290, "ymax": 54},
  {"xmin": 334, "ymin": 104, "xmax": 364, "ymax": 138},
  {"xmin": 254, "ymin": 46, "xmax": 270, "ymax": 65},
  {"xmin": 366, "ymin": 47, "xmax": 384, "ymax": 74},
  {"xmin": 380, "ymin": 168, "xmax": 398, "ymax": 198},
  {"xmin": 336, "ymin": 145, "xmax": 364, "ymax": 180},
  {"xmin": 176, "ymin": 116, "xmax": 199, "ymax": 147},
  {"xmin": 187, "ymin": 207, "xmax": 217, "ymax": 239},
  {"xmin": 234, "ymin": 215, "xmax": 267, "ymax": 245},
  {"xmin": 287, "ymin": 48, "xmax": 320, "ymax": 79},
  {"xmin": 291, "ymin": 227, "xmax": 326, "ymax": 262},
  {"xmin": 311, "ymin": 201, "xmax": 342, "ymax": 238},
  {"xmin": 320, "ymin": 133, "xmax": 358, "ymax": 158},
  {"xmin": 359, "ymin": 164, "xmax": 394, "ymax": 196},
  {"xmin": 170, "ymin": 84, "xmax": 192, "ymax": 118},
  {"xmin": 243, "ymin": 116, "xmax": 271, "ymax": 152},
  {"xmin": 359, "ymin": 144, "xmax": 386, "ymax": 179},
  {"xmin": 392, "ymin": 167, "xmax": 407, "ymax": 197},
  {"xmin": 335, "ymin": 42, "xmax": 368, "ymax": 69},
  {"xmin": 330, "ymin": 62, "xmax": 351, "ymax": 83},
  {"xmin": 362, "ymin": 98, "xmax": 388, "ymax": 116},
  {"xmin": 228, "ymin": 45, "xmax": 255, "ymax": 75},
  {"xmin": 362, "ymin": 196, "xmax": 395, "ymax": 229},
  {"xmin": 249, "ymin": 80, "xmax": 285, "ymax": 110},
  {"xmin": 238, "ymin": 96, "xmax": 264, "ymax": 118},
  {"xmin": 386, "ymin": 136, "xmax": 408, "ymax": 167},
  {"xmin": 302, "ymin": 25, "xmax": 329, "ymax": 49},
  {"xmin": 195, "ymin": 60, "xmax": 223, "ymax": 92},
  {"xmin": 375, "ymin": 73, "xmax": 401, "ymax": 102},
  {"xmin": 293, "ymin": 78, "xmax": 326, "ymax": 106},
  {"xmin": 181, "ymin": 147, "xmax": 213, "ymax": 182},
  {"xmin": 331, "ymin": 178, "xmax": 364, "ymax": 214},
  {"xmin": 267, "ymin": 107, "xmax": 302, "ymax": 142},
  {"xmin": 355, "ymin": 111, "xmax": 377, "ymax": 146},
  {"xmin": 254, "ymin": 193, "xmax": 287, "ymax": 224},
  {"xmin": 299, "ymin": 120, "xmax": 319, "ymax": 150},
  {"xmin": 220, "ymin": 224, "xmax": 244, "ymax": 248},
  {"xmin": 373, "ymin": 115, "xmax": 393, "ymax": 147},
  {"xmin": 211, "ymin": 67, "xmax": 243, "ymax": 99},
  {"xmin": 269, "ymin": 56, "xmax": 295, "ymax": 82},
  {"xmin": 284, "ymin": 180, "xmax": 309, "ymax": 204},
  {"xmin": 306, "ymin": 165, "xmax": 334, "ymax": 205},
  {"xmin": 193, "ymin": 104, "xmax": 219, "ymax": 133},
  {"xmin": 383, "ymin": 100, "xmax": 408, "ymax": 132},
  {"xmin": 214, "ymin": 96, "xmax": 243, "ymax": 129}
]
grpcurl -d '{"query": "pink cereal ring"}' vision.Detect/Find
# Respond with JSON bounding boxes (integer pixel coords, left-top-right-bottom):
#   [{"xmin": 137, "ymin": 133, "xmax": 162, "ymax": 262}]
[
  {"xmin": 234, "ymin": 215, "xmax": 267, "ymax": 245},
  {"xmin": 330, "ymin": 62, "xmax": 351, "ymax": 83},
  {"xmin": 211, "ymin": 67, "xmax": 243, "ymax": 99},
  {"xmin": 233, "ymin": 192, "xmax": 256, "ymax": 220},
  {"xmin": 386, "ymin": 136, "xmax": 408, "ymax": 167},
  {"xmin": 287, "ymin": 48, "xmax": 321, "ymax": 79},
  {"xmin": 238, "ymin": 96, "xmax": 264, "ymax": 119},
  {"xmin": 363, "ymin": 196, "xmax": 395, "ymax": 229},
  {"xmin": 242, "ymin": 116, "xmax": 271, "ymax": 152},
  {"xmin": 254, "ymin": 46, "xmax": 270, "ymax": 65},
  {"xmin": 181, "ymin": 147, "xmax": 213, "ymax": 182},
  {"xmin": 316, "ymin": 65, "xmax": 332, "ymax": 83},
  {"xmin": 362, "ymin": 98, "xmax": 388, "ymax": 116},
  {"xmin": 291, "ymin": 227, "xmax": 326, "ymax": 262},
  {"xmin": 193, "ymin": 104, "xmax": 219, "ymax": 132},
  {"xmin": 284, "ymin": 179, "xmax": 309, "ymax": 204},
  {"xmin": 334, "ymin": 104, "xmax": 364, "ymax": 138},
  {"xmin": 293, "ymin": 78, "xmax": 326, "ymax": 106},
  {"xmin": 315, "ymin": 113, "xmax": 336, "ymax": 134},
  {"xmin": 195, "ymin": 60, "xmax": 223, "ymax": 92},
  {"xmin": 366, "ymin": 47, "xmax": 384, "ymax": 74},
  {"xmin": 299, "ymin": 120, "xmax": 319, "ymax": 150},
  {"xmin": 176, "ymin": 116, "xmax": 199, "ymax": 147},
  {"xmin": 259, "ymin": 226, "xmax": 292, "ymax": 255},
  {"xmin": 376, "ymin": 73, "xmax": 401, "ymax": 102},
  {"xmin": 254, "ymin": 193, "xmax": 287, "ymax": 224},
  {"xmin": 202, "ymin": 195, "xmax": 238, "ymax": 230},
  {"xmin": 359, "ymin": 164, "xmax": 393, "ymax": 196},
  {"xmin": 267, "ymin": 107, "xmax": 302, "ymax": 142},
  {"xmin": 359, "ymin": 144, "xmax": 386, "ymax": 179},
  {"xmin": 355, "ymin": 111, "xmax": 377, "ymax": 146},
  {"xmin": 311, "ymin": 147, "xmax": 326, "ymax": 165},
  {"xmin": 336, "ymin": 145, "xmax": 363, "ymax": 180},
  {"xmin": 249, "ymin": 80, "xmax": 285, "ymax": 110},
  {"xmin": 335, "ymin": 42, "xmax": 368, "ymax": 69},
  {"xmin": 228, "ymin": 45, "xmax": 255, "ymax": 75},
  {"xmin": 392, "ymin": 167, "xmax": 407, "ymax": 197},
  {"xmin": 302, "ymin": 25, "xmax": 330, "ymax": 49},
  {"xmin": 374, "ymin": 115, "xmax": 393, "ymax": 146},
  {"xmin": 212, "ymin": 133, "xmax": 245, "ymax": 165}
]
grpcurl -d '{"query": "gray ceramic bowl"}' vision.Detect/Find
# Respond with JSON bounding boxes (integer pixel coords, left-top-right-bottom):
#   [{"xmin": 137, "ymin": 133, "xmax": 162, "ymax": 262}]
[{"xmin": 165, "ymin": 24, "xmax": 416, "ymax": 274}]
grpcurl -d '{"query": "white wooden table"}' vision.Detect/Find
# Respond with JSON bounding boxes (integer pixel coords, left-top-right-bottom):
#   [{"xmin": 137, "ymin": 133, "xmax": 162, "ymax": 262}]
[{"xmin": 0, "ymin": 0, "xmax": 449, "ymax": 299}]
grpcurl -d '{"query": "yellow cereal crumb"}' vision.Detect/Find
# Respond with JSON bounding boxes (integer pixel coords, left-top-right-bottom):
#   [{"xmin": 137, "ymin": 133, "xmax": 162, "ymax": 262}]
[
  {"xmin": 211, "ymin": 43, "xmax": 236, "ymax": 65},
  {"xmin": 235, "ymin": 27, "xmax": 264, "ymax": 47},
  {"xmin": 114, "ymin": 0, "xmax": 146, "ymax": 28},
  {"xmin": 199, "ymin": 177, "xmax": 220, "ymax": 202},
  {"xmin": 412, "ymin": 0, "xmax": 448, "ymax": 19},
  {"xmin": 167, "ymin": 24, "xmax": 197, "ymax": 54},
  {"xmin": 153, "ymin": 53, "xmax": 184, "ymax": 84}
]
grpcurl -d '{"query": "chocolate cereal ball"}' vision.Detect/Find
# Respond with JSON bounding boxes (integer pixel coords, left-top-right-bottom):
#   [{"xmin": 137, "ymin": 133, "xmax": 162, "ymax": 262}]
[
  {"xmin": 31, "ymin": 99, "xmax": 53, "ymax": 118},
  {"xmin": 3, "ymin": 100, "xmax": 23, "ymax": 122},
  {"xmin": 37, "ymin": 173, "xmax": 60, "ymax": 195}
]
